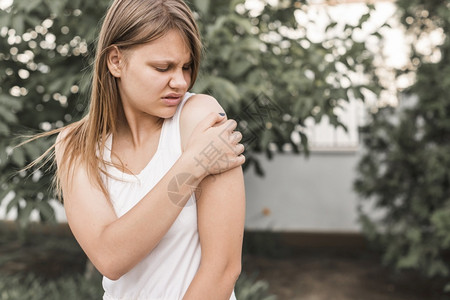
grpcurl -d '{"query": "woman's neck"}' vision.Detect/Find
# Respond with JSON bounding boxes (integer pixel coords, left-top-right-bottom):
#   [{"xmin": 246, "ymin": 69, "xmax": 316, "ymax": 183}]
[{"xmin": 115, "ymin": 112, "xmax": 164, "ymax": 149}]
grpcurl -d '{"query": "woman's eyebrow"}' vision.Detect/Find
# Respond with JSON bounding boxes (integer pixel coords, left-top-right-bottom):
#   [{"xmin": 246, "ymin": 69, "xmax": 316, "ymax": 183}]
[{"xmin": 148, "ymin": 59, "xmax": 192, "ymax": 65}]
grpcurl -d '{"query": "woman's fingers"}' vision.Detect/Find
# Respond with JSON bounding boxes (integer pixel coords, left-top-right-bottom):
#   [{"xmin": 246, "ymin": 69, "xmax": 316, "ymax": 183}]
[
  {"xmin": 196, "ymin": 112, "xmax": 226, "ymax": 131},
  {"xmin": 237, "ymin": 154, "xmax": 246, "ymax": 165},
  {"xmin": 218, "ymin": 119, "xmax": 238, "ymax": 133},
  {"xmin": 230, "ymin": 131, "xmax": 243, "ymax": 144},
  {"xmin": 185, "ymin": 114, "xmax": 246, "ymax": 177},
  {"xmin": 235, "ymin": 143, "xmax": 245, "ymax": 155}
]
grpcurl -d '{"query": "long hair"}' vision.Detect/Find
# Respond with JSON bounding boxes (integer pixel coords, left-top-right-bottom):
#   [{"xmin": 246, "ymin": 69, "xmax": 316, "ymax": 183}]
[{"xmin": 23, "ymin": 0, "xmax": 202, "ymax": 200}]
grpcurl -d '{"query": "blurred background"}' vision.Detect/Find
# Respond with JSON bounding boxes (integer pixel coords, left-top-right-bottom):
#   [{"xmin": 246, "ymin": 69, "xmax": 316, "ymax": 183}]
[{"xmin": 1, "ymin": 0, "xmax": 449, "ymax": 299}]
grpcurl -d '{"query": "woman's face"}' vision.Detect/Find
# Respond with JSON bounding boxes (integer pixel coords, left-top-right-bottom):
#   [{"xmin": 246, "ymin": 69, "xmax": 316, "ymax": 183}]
[{"xmin": 111, "ymin": 29, "xmax": 192, "ymax": 120}]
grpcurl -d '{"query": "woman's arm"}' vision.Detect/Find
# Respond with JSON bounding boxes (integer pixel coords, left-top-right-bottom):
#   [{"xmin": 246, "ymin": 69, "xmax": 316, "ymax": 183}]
[
  {"xmin": 57, "ymin": 112, "xmax": 243, "ymax": 281},
  {"xmin": 180, "ymin": 95, "xmax": 246, "ymax": 299}
]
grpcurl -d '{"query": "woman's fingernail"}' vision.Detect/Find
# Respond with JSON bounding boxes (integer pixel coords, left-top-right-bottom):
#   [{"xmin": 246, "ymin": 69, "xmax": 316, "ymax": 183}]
[{"xmin": 219, "ymin": 112, "xmax": 225, "ymax": 116}]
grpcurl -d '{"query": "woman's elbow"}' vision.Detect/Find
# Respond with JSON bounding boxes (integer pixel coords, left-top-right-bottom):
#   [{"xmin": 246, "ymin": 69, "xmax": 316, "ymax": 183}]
[
  {"xmin": 92, "ymin": 256, "xmax": 127, "ymax": 281},
  {"xmin": 225, "ymin": 260, "xmax": 242, "ymax": 283},
  {"xmin": 101, "ymin": 269, "xmax": 123, "ymax": 281}
]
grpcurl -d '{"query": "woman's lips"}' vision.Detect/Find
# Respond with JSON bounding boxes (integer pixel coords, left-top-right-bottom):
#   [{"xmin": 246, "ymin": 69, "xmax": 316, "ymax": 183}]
[{"xmin": 162, "ymin": 94, "xmax": 182, "ymax": 106}]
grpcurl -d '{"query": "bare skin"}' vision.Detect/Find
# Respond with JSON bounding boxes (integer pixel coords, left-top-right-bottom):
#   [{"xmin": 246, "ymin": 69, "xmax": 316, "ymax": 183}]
[{"xmin": 180, "ymin": 94, "xmax": 245, "ymax": 299}]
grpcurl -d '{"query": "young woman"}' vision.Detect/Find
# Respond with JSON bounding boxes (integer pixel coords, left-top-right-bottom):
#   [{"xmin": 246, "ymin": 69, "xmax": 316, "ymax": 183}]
[{"xmin": 53, "ymin": 0, "xmax": 245, "ymax": 299}]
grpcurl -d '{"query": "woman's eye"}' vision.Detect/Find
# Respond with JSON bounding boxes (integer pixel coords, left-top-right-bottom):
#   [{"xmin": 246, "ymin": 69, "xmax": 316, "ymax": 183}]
[
  {"xmin": 156, "ymin": 67, "xmax": 169, "ymax": 72},
  {"xmin": 182, "ymin": 64, "xmax": 192, "ymax": 71}
]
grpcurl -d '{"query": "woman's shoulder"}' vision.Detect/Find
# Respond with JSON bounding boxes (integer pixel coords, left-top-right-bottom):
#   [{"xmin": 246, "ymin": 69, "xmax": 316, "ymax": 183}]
[
  {"xmin": 181, "ymin": 93, "xmax": 226, "ymax": 123},
  {"xmin": 54, "ymin": 120, "xmax": 85, "ymax": 165},
  {"xmin": 179, "ymin": 93, "xmax": 226, "ymax": 150},
  {"xmin": 182, "ymin": 93, "xmax": 224, "ymax": 115},
  {"xmin": 54, "ymin": 125, "xmax": 74, "ymax": 160}
]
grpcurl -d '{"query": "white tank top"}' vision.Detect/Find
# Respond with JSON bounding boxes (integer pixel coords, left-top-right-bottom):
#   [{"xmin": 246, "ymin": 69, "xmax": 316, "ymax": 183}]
[{"xmin": 101, "ymin": 93, "xmax": 237, "ymax": 300}]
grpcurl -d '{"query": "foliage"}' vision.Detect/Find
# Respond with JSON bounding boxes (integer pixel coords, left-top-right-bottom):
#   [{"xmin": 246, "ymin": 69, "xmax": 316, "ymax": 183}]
[
  {"xmin": 355, "ymin": 0, "xmax": 450, "ymax": 290},
  {"xmin": 235, "ymin": 273, "xmax": 277, "ymax": 300},
  {"xmin": 0, "ymin": 271, "xmax": 274, "ymax": 300},
  {"xmin": 0, "ymin": 273, "xmax": 103, "ymax": 300},
  {"xmin": 0, "ymin": 0, "xmax": 380, "ymax": 227},
  {"xmin": 193, "ymin": 0, "xmax": 381, "ymax": 164},
  {"xmin": 0, "ymin": 0, "xmax": 109, "ymax": 230},
  {"xmin": 242, "ymin": 231, "xmax": 290, "ymax": 258}
]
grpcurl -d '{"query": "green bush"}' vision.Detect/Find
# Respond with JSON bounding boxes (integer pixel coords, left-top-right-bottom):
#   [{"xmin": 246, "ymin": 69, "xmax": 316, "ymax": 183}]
[{"xmin": 355, "ymin": 0, "xmax": 450, "ymax": 290}]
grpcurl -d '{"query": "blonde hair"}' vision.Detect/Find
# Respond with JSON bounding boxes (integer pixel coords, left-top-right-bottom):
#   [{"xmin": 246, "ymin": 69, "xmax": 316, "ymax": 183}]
[{"xmin": 23, "ymin": 0, "xmax": 202, "ymax": 200}]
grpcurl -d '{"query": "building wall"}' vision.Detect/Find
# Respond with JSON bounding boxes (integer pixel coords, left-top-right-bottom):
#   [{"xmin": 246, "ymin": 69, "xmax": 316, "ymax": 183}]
[{"xmin": 244, "ymin": 151, "xmax": 362, "ymax": 232}]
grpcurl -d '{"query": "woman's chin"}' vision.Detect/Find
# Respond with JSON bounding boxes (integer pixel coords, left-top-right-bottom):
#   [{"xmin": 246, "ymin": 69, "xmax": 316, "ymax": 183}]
[{"xmin": 157, "ymin": 107, "xmax": 178, "ymax": 119}]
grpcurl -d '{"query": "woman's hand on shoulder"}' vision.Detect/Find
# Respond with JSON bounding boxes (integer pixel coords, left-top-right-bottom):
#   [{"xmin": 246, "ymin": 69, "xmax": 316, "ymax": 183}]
[{"xmin": 179, "ymin": 94, "xmax": 245, "ymax": 179}]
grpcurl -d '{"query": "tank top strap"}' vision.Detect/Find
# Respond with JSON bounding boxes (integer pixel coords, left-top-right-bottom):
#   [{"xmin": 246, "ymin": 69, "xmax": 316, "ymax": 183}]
[
  {"xmin": 173, "ymin": 92, "xmax": 195, "ymax": 125},
  {"xmin": 159, "ymin": 92, "xmax": 195, "ymax": 155}
]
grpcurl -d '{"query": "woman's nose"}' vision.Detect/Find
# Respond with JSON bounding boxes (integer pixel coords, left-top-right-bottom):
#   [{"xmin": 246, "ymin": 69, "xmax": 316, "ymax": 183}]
[{"xmin": 169, "ymin": 68, "xmax": 188, "ymax": 89}]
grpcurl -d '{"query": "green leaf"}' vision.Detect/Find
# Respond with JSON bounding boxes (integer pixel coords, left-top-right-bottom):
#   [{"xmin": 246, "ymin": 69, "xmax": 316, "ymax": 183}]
[
  {"xmin": 325, "ymin": 21, "xmax": 338, "ymax": 32},
  {"xmin": 194, "ymin": 0, "xmax": 210, "ymax": 14},
  {"xmin": 18, "ymin": 201, "xmax": 34, "ymax": 228},
  {"xmin": 44, "ymin": 0, "xmax": 66, "ymax": 16},
  {"xmin": 229, "ymin": 58, "xmax": 253, "ymax": 77},
  {"xmin": 253, "ymin": 158, "xmax": 265, "ymax": 177},
  {"xmin": 0, "ymin": 107, "xmax": 19, "ymax": 123},
  {"xmin": 6, "ymin": 195, "xmax": 19, "ymax": 215},
  {"xmin": 25, "ymin": 14, "xmax": 44, "ymax": 27},
  {"xmin": 358, "ymin": 13, "xmax": 370, "ymax": 27},
  {"xmin": 36, "ymin": 200, "xmax": 55, "ymax": 221},
  {"xmin": 0, "ymin": 147, "xmax": 7, "ymax": 167},
  {"xmin": 229, "ymin": 14, "xmax": 253, "ymax": 33},
  {"xmin": 210, "ymin": 76, "xmax": 240, "ymax": 103},
  {"xmin": 23, "ymin": 141, "xmax": 44, "ymax": 161},
  {"xmin": 229, "ymin": 0, "xmax": 245, "ymax": 10},
  {"xmin": 397, "ymin": 249, "xmax": 420, "ymax": 269},
  {"xmin": 239, "ymin": 37, "xmax": 260, "ymax": 51},
  {"xmin": 47, "ymin": 77, "xmax": 68, "ymax": 93},
  {"xmin": 23, "ymin": 0, "xmax": 43, "ymax": 13},
  {"xmin": 260, "ymin": 129, "xmax": 272, "ymax": 148},
  {"xmin": 11, "ymin": 14, "xmax": 25, "ymax": 36},
  {"xmin": 427, "ymin": 260, "xmax": 449, "ymax": 277},
  {"xmin": 0, "ymin": 12, "xmax": 11, "ymax": 28},
  {"xmin": 0, "ymin": 122, "xmax": 10, "ymax": 135},
  {"xmin": 0, "ymin": 187, "xmax": 11, "ymax": 203},
  {"xmin": 444, "ymin": 283, "xmax": 450, "ymax": 293},
  {"xmin": 0, "ymin": 95, "xmax": 23, "ymax": 111},
  {"xmin": 11, "ymin": 147, "xmax": 26, "ymax": 166}
]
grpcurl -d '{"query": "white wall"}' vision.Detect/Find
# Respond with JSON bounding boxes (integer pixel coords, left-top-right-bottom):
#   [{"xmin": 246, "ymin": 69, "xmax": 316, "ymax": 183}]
[{"xmin": 244, "ymin": 151, "xmax": 362, "ymax": 232}]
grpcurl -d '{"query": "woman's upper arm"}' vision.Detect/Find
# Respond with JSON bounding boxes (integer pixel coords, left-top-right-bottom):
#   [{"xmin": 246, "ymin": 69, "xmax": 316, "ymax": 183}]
[
  {"xmin": 55, "ymin": 130, "xmax": 118, "ymax": 271},
  {"xmin": 180, "ymin": 94, "xmax": 245, "ymax": 267},
  {"xmin": 196, "ymin": 168, "xmax": 245, "ymax": 268}
]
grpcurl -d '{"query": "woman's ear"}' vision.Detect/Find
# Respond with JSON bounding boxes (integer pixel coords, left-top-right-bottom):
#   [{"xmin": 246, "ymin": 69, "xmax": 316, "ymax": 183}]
[{"xmin": 107, "ymin": 46, "xmax": 123, "ymax": 78}]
